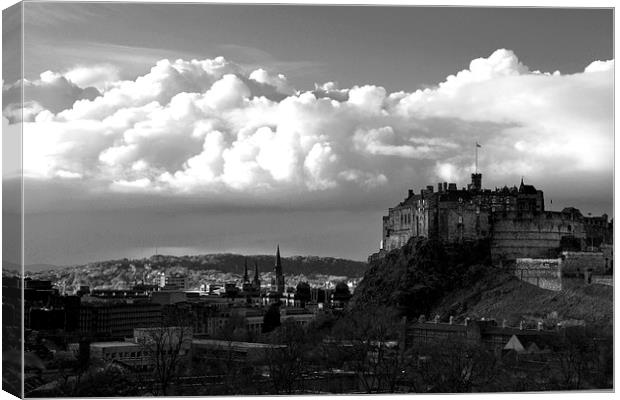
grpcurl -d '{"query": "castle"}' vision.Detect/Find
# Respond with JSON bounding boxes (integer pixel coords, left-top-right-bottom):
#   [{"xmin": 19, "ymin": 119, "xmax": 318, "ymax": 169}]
[{"xmin": 376, "ymin": 172, "xmax": 612, "ymax": 263}]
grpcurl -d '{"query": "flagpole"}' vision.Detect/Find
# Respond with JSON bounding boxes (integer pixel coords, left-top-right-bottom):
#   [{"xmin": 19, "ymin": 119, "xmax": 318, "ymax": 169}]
[{"xmin": 475, "ymin": 142, "xmax": 478, "ymax": 174}]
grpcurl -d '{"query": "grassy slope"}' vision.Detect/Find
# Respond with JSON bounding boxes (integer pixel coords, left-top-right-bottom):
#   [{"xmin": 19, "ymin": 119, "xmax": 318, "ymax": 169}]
[{"xmin": 431, "ymin": 271, "xmax": 613, "ymax": 333}]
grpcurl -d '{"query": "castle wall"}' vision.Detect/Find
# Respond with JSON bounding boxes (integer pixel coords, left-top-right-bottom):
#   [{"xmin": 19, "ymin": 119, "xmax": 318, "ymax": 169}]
[
  {"xmin": 491, "ymin": 212, "xmax": 585, "ymax": 261},
  {"xmin": 560, "ymin": 251, "xmax": 607, "ymax": 275},
  {"xmin": 437, "ymin": 203, "xmax": 491, "ymax": 242},
  {"xmin": 514, "ymin": 258, "xmax": 563, "ymax": 291},
  {"xmin": 383, "ymin": 206, "xmax": 414, "ymax": 251},
  {"xmin": 591, "ymin": 275, "xmax": 613, "ymax": 287},
  {"xmin": 383, "ymin": 201, "xmax": 432, "ymax": 251}
]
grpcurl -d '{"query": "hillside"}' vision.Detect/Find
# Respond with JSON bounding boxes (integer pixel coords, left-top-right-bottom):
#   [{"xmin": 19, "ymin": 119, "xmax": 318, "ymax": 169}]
[
  {"xmin": 351, "ymin": 237, "xmax": 612, "ymax": 334},
  {"xmin": 25, "ymin": 253, "xmax": 368, "ymax": 292},
  {"xmin": 431, "ymin": 271, "xmax": 613, "ymax": 332}
]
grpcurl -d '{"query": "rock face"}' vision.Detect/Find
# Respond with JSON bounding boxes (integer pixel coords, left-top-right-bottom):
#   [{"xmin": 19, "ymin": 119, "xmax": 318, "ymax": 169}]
[{"xmin": 350, "ymin": 237, "xmax": 491, "ymax": 318}]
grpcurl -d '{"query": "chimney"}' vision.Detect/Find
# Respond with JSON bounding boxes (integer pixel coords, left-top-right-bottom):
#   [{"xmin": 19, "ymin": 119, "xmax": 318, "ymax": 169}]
[
  {"xmin": 448, "ymin": 183, "xmax": 457, "ymax": 191},
  {"xmin": 437, "ymin": 183, "xmax": 443, "ymax": 192},
  {"xmin": 408, "ymin": 189, "xmax": 413, "ymax": 197},
  {"xmin": 426, "ymin": 185, "xmax": 434, "ymax": 193},
  {"xmin": 419, "ymin": 315, "xmax": 426, "ymax": 323},
  {"xmin": 464, "ymin": 317, "xmax": 471, "ymax": 326},
  {"xmin": 433, "ymin": 314, "xmax": 440, "ymax": 323},
  {"xmin": 502, "ymin": 319, "xmax": 507, "ymax": 328},
  {"xmin": 537, "ymin": 321, "xmax": 543, "ymax": 331},
  {"xmin": 449, "ymin": 316, "xmax": 454, "ymax": 325},
  {"xmin": 519, "ymin": 321, "xmax": 524, "ymax": 330},
  {"xmin": 443, "ymin": 182, "xmax": 448, "ymax": 191}
]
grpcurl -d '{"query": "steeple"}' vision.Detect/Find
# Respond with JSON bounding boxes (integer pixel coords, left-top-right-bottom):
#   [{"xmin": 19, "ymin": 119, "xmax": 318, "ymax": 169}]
[
  {"xmin": 274, "ymin": 244, "xmax": 282, "ymax": 275},
  {"xmin": 272, "ymin": 244, "xmax": 285, "ymax": 294},
  {"xmin": 253, "ymin": 261, "xmax": 260, "ymax": 285},
  {"xmin": 243, "ymin": 258, "xmax": 249, "ymax": 283}
]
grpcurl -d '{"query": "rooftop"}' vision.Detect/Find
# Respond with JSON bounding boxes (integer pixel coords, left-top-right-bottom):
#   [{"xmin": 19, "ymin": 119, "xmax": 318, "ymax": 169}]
[
  {"xmin": 192, "ymin": 339, "xmax": 285, "ymax": 349},
  {"xmin": 90, "ymin": 341, "xmax": 141, "ymax": 349}
]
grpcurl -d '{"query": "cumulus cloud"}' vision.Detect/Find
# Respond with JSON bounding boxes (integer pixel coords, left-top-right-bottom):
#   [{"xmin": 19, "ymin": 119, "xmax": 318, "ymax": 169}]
[
  {"xmin": 4, "ymin": 49, "xmax": 613, "ymax": 208},
  {"xmin": 64, "ymin": 64, "xmax": 120, "ymax": 92},
  {"xmin": 3, "ymin": 70, "xmax": 100, "ymax": 119},
  {"xmin": 249, "ymin": 68, "xmax": 295, "ymax": 95}
]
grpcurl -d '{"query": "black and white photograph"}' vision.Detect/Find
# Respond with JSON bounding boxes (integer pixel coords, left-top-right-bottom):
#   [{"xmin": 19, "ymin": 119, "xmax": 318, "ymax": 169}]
[{"xmin": 1, "ymin": 1, "xmax": 615, "ymax": 397}]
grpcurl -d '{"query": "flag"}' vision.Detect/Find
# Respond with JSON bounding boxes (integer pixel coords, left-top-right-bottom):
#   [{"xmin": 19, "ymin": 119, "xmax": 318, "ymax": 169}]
[{"xmin": 476, "ymin": 142, "xmax": 482, "ymax": 148}]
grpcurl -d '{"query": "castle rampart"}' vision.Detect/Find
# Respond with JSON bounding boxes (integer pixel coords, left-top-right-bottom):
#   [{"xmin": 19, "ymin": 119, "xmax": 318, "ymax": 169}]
[
  {"xmin": 514, "ymin": 258, "xmax": 563, "ymax": 291},
  {"xmin": 490, "ymin": 211, "xmax": 585, "ymax": 261}
]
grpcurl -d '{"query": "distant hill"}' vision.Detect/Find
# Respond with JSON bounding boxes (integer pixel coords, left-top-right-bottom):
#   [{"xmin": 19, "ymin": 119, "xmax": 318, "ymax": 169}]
[
  {"xmin": 25, "ymin": 264, "xmax": 59, "ymax": 273},
  {"xmin": 351, "ymin": 237, "xmax": 612, "ymax": 334},
  {"xmin": 25, "ymin": 253, "xmax": 368, "ymax": 292}
]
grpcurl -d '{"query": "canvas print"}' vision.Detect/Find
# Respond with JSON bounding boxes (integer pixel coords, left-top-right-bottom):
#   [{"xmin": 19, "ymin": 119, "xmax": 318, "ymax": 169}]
[{"xmin": 2, "ymin": 2, "xmax": 614, "ymax": 397}]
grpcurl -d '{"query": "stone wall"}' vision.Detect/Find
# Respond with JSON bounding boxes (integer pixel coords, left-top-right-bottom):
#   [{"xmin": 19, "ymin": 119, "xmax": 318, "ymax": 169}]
[
  {"xmin": 491, "ymin": 211, "xmax": 585, "ymax": 261},
  {"xmin": 437, "ymin": 203, "xmax": 491, "ymax": 242},
  {"xmin": 514, "ymin": 258, "xmax": 563, "ymax": 291},
  {"xmin": 561, "ymin": 251, "xmax": 607, "ymax": 275},
  {"xmin": 591, "ymin": 275, "xmax": 613, "ymax": 287}
]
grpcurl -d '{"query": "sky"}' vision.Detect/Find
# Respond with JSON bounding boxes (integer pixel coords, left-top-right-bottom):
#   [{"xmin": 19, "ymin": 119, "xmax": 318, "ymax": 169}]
[{"xmin": 2, "ymin": 3, "xmax": 614, "ymax": 266}]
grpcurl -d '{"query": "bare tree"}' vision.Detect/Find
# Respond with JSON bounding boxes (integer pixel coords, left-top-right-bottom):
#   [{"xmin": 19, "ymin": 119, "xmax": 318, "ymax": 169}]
[
  {"xmin": 554, "ymin": 334, "xmax": 601, "ymax": 390},
  {"xmin": 263, "ymin": 320, "xmax": 309, "ymax": 394},
  {"xmin": 330, "ymin": 306, "xmax": 405, "ymax": 393},
  {"xmin": 136, "ymin": 324, "xmax": 193, "ymax": 395},
  {"xmin": 408, "ymin": 337, "xmax": 499, "ymax": 393}
]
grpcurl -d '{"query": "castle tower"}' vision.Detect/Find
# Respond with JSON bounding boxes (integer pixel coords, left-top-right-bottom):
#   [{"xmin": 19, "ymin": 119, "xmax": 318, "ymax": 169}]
[
  {"xmin": 271, "ymin": 245, "xmax": 285, "ymax": 294},
  {"xmin": 468, "ymin": 173, "xmax": 482, "ymax": 191}
]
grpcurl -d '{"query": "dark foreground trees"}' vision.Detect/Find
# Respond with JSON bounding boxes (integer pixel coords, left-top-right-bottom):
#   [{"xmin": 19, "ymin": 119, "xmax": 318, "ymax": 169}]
[
  {"xmin": 402, "ymin": 338, "xmax": 499, "ymax": 393},
  {"xmin": 263, "ymin": 320, "xmax": 313, "ymax": 394},
  {"xmin": 136, "ymin": 325, "xmax": 193, "ymax": 396}
]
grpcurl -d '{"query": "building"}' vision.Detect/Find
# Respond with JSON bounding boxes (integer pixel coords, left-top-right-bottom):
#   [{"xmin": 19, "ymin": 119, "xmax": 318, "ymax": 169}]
[
  {"xmin": 514, "ymin": 250, "xmax": 613, "ymax": 291},
  {"xmin": 192, "ymin": 338, "xmax": 286, "ymax": 365},
  {"xmin": 79, "ymin": 300, "xmax": 163, "ymax": 338},
  {"xmin": 404, "ymin": 317, "xmax": 564, "ymax": 355},
  {"xmin": 377, "ymin": 173, "xmax": 610, "ymax": 263},
  {"xmin": 241, "ymin": 260, "xmax": 261, "ymax": 297},
  {"xmin": 157, "ymin": 271, "xmax": 188, "ymax": 290},
  {"xmin": 86, "ymin": 341, "xmax": 151, "ymax": 370},
  {"xmin": 151, "ymin": 290, "xmax": 187, "ymax": 305},
  {"xmin": 77, "ymin": 326, "xmax": 193, "ymax": 371}
]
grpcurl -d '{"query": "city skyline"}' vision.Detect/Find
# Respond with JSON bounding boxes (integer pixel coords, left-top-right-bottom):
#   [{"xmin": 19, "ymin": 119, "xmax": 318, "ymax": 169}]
[{"xmin": 2, "ymin": 3, "xmax": 614, "ymax": 266}]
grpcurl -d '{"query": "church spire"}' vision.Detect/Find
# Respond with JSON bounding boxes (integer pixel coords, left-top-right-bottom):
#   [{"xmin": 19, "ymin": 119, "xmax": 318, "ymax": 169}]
[
  {"xmin": 272, "ymin": 244, "xmax": 285, "ymax": 294},
  {"xmin": 253, "ymin": 261, "xmax": 260, "ymax": 282},
  {"xmin": 275, "ymin": 244, "xmax": 282, "ymax": 273},
  {"xmin": 243, "ymin": 257, "xmax": 249, "ymax": 283},
  {"xmin": 252, "ymin": 260, "xmax": 261, "ymax": 290}
]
